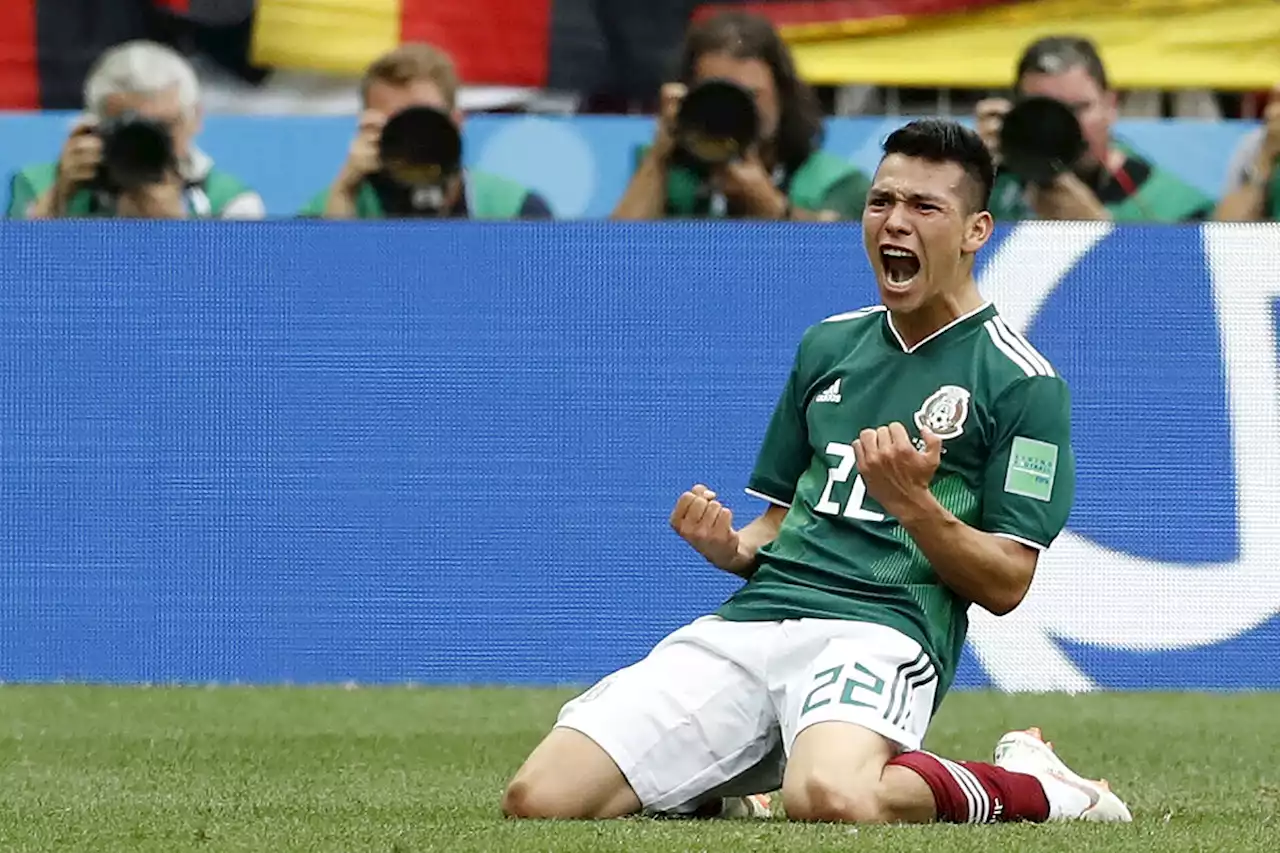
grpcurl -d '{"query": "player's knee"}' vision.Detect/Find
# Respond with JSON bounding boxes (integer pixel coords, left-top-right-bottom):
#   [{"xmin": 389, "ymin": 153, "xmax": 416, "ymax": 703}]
[
  {"xmin": 502, "ymin": 767, "xmax": 625, "ymax": 820},
  {"xmin": 784, "ymin": 772, "xmax": 890, "ymax": 824},
  {"xmin": 502, "ymin": 727, "xmax": 642, "ymax": 819},
  {"xmin": 501, "ymin": 774, "xmax": 571, "ymax": 819}
]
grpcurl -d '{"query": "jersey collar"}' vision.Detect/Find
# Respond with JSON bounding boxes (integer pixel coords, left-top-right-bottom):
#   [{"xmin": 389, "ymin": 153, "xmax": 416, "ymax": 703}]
[{"xmin": 883, "ymin": 301, "xmax": 996, "ymax": 354}]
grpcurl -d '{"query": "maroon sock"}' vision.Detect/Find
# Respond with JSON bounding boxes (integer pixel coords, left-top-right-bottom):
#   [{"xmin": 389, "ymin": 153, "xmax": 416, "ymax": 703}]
[{"xmin": 888, "ymin": 751, "xmax": 1050, "ymax": 823}]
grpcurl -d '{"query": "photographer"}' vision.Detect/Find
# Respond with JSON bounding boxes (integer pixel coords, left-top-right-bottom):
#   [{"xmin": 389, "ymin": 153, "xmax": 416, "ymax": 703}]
[
  {"xmin": 985, "ymin": 36, "xmax": 1213, "ymax": 223},
  {"xmin": 7, "ymin": 41, "xmax": 263, "ymax": 220},
  {"xmin": 1214, "ymin": 82, "xmax": 1280, "ymax": 222},
  {"xmin": 302, "ymin": 44, "xmax": 551, "ymax": 220},
  {"xmin": 611, "ymin": 12, "xmax": 868, "ymax": 222}
]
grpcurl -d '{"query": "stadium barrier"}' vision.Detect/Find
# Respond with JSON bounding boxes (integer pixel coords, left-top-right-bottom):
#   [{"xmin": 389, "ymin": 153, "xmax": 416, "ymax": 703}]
[
  {"xmin": 1, "ymin": 220, "xmax": 1277, "ymax": 691},
  {"xmin": 0, "ymin": 113, "xmax": 1258, "ymax": 219}
]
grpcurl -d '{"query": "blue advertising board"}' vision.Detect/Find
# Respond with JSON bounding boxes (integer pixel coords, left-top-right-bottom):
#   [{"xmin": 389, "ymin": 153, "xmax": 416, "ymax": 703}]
[{"xmin": 0, "ymin": 220, "xmax": 1276, "ymax": 691}]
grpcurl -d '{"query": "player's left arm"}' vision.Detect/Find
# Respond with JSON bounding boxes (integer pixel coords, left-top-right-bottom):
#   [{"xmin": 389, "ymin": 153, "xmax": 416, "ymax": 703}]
[{"xmin": 854, "ymin": 376, "xmax": 1074, "ymax": 616}]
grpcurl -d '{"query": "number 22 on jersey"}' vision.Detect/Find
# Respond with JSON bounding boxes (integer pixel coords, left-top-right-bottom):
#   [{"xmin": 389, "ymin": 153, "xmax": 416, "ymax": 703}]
[{"xmin": 813, "ymin": 442, "xmax": 885, "ymax": 521}]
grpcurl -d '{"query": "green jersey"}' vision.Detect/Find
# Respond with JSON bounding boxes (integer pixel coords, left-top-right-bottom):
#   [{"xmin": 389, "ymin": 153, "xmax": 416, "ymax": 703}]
[{"xmin": 717, "ymin": 302, "xmax": 1075, "ymax": 701}]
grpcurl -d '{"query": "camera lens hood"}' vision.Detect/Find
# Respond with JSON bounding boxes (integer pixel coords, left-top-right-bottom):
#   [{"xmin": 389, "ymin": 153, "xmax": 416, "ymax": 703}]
[
  {"xmin": 674, "ymin": 79, "xmax": 759, "ymax": 167},
  {"xmin": 378, "ymin": 106, "xmax": 463, "ymax": 187},
  {"xmin": 998, "ymin": 95, "xmax": 1088, "ymax": 186}
]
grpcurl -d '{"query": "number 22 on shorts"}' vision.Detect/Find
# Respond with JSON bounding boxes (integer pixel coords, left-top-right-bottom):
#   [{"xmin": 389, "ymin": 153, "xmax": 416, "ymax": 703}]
[{"xmin": 801, "ymin": 662, "xmax": 887, "ymax": 715}]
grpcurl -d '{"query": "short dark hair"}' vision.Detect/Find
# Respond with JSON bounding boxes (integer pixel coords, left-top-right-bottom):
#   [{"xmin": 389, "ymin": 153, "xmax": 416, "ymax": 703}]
[
  {"xmin": 677, "ymin": 12, "xmax": 824, "ymax": 173},
  {"xmin": 1015, "ymin": 35, "xmax": 1108, "ymax": 92},
  {"xmin": 881, "ymin": 119, "xmax": 995, "ymax": 212}
]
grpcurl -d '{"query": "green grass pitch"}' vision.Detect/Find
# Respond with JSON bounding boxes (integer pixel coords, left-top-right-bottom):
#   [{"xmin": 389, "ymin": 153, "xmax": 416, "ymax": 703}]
[{"xmin": 0, "ymin": 686, "xmax": 1275, "ymax": 852}]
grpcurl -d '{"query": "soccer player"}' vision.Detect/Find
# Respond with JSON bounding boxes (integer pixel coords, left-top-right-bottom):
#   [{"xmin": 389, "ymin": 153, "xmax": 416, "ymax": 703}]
[{"xmin": 502, "ymin": 118, "xmax": 1132, "ymax": 826}]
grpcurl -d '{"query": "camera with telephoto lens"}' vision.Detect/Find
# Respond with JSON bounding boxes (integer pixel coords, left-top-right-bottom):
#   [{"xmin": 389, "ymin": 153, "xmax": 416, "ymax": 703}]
[
  {"xmin": 997, "ymin": 95, "xmax": 1088, "ymax": 187},
  {"xmin": 670, "ymin": 78, "xmax": 759, "ymax": 175},
  {"xmin": 94, "ymin": 111, "xmax": 178, "ymax": 192},
  {"xmin": 372, "ymin": 106, "xmax": 463, "ymax": 217}
]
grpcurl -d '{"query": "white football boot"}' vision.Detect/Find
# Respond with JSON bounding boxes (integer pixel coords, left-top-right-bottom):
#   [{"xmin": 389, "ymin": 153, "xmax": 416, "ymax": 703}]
[
  {"xmin": 717, "ymin": 793, "xmax": 774, "ymax": 819},
  {"xmin": 658, "ymin": 792, "xmax": 773, "ymax": 820},
  {"xmin": 993, "ymin": 727, "xmax": 1133, "ymax": 823}
]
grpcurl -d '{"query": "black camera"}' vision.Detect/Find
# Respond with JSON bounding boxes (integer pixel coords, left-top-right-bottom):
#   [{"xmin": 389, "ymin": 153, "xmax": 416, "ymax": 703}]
[
  {"xmin": 94, "ymin": 112, "xmax": 178, "ymax": 192},
  {"xmin": 671, "ymin": 79, "xmax": 759, "ymax": 173},
  {"xmin": 373, "ymin": 106, "xmax": 463, "ymax": 217},
  {"xmin": 997, "ymin": 96, "xmax": 1087, "ymax": 187}
]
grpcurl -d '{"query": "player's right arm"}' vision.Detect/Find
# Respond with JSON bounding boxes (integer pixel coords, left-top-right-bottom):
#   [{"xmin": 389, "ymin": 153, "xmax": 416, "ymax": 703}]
[
  {"xmin": 670, "ymin": 486, "xmax": 787, "ymax": 578},
  {"xmin": 670, "ymin": 332, "xmax": 815, "ymax": 578}
]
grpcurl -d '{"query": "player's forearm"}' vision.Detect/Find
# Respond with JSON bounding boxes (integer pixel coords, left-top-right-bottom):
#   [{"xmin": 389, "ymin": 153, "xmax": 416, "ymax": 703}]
[
  {"xmin": 610, "ymin": 152, "xmax": 669, "ymax": 220},
  {"xmin": 28, "ymin": 185, "xmax": 67, "ymax": 219},
  {"xmin": 322, "ymin": 181, "xmax": 361, "ymax": 219},
  {"xmin": 1214, "ymin": 184, "xmax": 1269, "ymax": 222},
  {"xmin": 717, "ymin": 510, "xmax": 784, "ymax": 579},
  {"xmin": 1216, "ymin": 152, "xmax": 1274, "ymax": 222},
  {"xmin": 894, "ymin": 495, "xmax": 1034, "ymax": 616}
]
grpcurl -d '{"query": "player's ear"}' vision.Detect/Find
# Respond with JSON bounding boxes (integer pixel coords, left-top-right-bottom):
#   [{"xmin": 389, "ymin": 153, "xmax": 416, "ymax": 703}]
[{"xmin": 962, "ymin": 209, "xmax": 994, "ymax": 254}]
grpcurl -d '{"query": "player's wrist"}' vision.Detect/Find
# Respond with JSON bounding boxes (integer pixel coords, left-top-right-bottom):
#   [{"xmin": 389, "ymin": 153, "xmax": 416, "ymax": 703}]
[
  {"xmin": 707, "ymin": 541, "xmax": 755, "ymax": 577},
  {"xmin": 891, "ymin": 489, "xmax": 948, "ymax": 530},
  {"xmin": 334, "ymin": 165, "xmax": 369, "ymax": 195}
]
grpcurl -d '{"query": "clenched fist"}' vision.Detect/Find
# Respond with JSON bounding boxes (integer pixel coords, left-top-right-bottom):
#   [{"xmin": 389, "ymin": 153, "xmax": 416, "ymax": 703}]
[
  {"xmin": 670, "ymin": 484, "xmax": 742, "ymax": 571},
  {"xmin": 853, "ymin": 423, "xmax": 942, "ymax": 519},
  {"xmin": 56, "ymin": 120, "xmax": 103, "ymax": 193},
  {"xmin": 336, "ymin": 110, "xmax": 387, "ymax": 193},
  {"xmin": 650, "ymin": 82, "xmax": 687, "ymax": 160},
  {"xmin": 975, "ymin": 97, "xmax": 1011, "ymax": 167}
]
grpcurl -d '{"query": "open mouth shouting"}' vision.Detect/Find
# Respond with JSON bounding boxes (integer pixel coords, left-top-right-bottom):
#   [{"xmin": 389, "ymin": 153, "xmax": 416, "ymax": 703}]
[{"xmin": 880, "ymin": 245, "xmax": 921, "ymax": 290}]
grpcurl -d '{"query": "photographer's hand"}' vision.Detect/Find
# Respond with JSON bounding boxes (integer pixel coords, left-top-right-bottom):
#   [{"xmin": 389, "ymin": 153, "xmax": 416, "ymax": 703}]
[
  {"xmin": 975, "ymin": 97, "xmax": 1011, "ymax": 168},
  {"xmin": 718, "ymin": 151, "xmax": 788, "ymax": 219},
  {"xmin": 611, "ymin": 83, "xmax": 685, "ymax": 220},
  {"xmin": 652, "ymin": 83, "xmax": 686, "ymax": 160},
  {"xmin": 1261, "ymin": 97, "xmax": 1280, "ymax": 165},
  {"xmin": 325, "ymin": 111, "xmax": 386, "ymax": 219},
  {"xmin": 30, "ymin": 119, "xmax": 102, "ymax": 218},
  {"xmin": 1214, "ymin": 92, "xmax": 1280, "ymax": 222},
  {"xmin": 1027, "ymin": 171, "xmax": 1111, "ymax": 221}
]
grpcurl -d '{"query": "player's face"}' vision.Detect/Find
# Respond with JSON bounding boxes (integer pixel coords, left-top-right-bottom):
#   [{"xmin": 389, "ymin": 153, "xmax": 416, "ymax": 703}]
[
  {"xmin": 862, "ymin": 154, "xmax": 993, "ymax": 313},
  {"xmin": 692, "ymin": 53, "xmax": 780, "ymax": 142},
  {"xmin": 1018, "ymin": 65, "xmax": 1115, "ymax": 167}
]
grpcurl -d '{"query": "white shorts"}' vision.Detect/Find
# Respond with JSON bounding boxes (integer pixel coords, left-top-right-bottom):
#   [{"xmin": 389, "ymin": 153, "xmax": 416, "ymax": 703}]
[{"xmin": 554, "ymin": 615, "xmax": 940, "ymax": 812}]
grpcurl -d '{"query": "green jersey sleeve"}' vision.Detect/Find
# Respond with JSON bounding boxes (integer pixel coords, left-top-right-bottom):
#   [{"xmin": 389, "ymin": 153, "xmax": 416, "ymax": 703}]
[
  {"xmin": 746, "ymin": 338, "xmax": 812, "ymax": 506},
  {"xmin": 979, "ymin": 376, "xmax": 1076, "ymax": 549}
]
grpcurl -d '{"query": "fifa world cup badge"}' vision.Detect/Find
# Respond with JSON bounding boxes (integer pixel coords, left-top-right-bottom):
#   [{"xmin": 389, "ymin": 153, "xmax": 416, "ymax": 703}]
[{"xmin": 913, "ymin": 385, "xmax": 972, "ymax": 440}]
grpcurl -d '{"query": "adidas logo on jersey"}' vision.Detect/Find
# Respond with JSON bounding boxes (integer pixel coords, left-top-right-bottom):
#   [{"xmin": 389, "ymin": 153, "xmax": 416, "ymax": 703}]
[{"xmin": 814, "ymin": 379, "xmax": 842, "ymax": 404}]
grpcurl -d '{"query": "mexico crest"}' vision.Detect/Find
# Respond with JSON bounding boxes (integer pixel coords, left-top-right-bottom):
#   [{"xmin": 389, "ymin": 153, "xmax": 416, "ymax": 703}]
[{"xmin": 914, "ymin": 385, "xmax": 972, "ymax": 440}]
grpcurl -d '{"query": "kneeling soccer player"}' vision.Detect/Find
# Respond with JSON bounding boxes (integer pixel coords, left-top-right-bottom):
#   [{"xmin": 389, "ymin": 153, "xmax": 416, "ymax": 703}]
[{"xmin": 502, "ymin": 118, "xmax": 1132, "ymax": 826}]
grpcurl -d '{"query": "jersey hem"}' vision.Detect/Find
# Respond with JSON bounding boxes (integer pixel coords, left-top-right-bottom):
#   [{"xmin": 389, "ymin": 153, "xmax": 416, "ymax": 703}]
[
  {"xmin": 744, "ymin": 487, "xmax": 792, "ymax": 508},
  {"xmin": 714, "ymin": 600, "xmax": 942, "ymax": 684}
]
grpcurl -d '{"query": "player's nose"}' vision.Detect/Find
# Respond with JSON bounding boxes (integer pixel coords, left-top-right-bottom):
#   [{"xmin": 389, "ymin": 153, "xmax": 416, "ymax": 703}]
[{"xmin": 884, "ymin": 205, "xmax": 913, "ymax": 235}]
